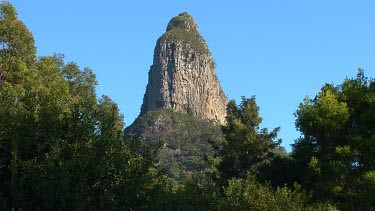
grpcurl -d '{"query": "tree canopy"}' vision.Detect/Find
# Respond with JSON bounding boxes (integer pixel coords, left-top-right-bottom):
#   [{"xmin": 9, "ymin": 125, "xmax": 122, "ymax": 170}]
[
  {"xmin": 0, "ymin": 3, "xmax": 165, "ymax": 209},
  {"xmin": 217, "ymin": 96, "xmax": 282, "ymax": 181},
  {"xmin": 293, "ymin": 69, "xmax": 375, "ymax": 210}
]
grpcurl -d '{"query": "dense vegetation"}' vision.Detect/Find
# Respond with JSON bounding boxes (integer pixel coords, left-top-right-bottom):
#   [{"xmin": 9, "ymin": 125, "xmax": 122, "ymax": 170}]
[
  {"xmin": 292, "ymin": 69, "xmax": 375, "ymax": 210},
  {"xmin": 1, "ymin": 2, "xmax": 374, "ymax": 210},
  {"xmin": 0, "ymin": 3, "xmax": 164, "ymax": 209},
  {"xmin": 125, "ymin": 109, "xmax": 224, "ymax": 183}
]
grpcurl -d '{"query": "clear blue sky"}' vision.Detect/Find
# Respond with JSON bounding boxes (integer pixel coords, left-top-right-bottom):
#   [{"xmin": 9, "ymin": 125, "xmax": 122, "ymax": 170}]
[{"xmin": 9, "ymin": 0, "xmax": 375, "ymax": 151}]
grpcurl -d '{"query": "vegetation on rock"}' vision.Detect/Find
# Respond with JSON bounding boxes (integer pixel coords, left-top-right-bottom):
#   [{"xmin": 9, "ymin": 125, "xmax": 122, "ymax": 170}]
[
  {"xmin": 162, "ymin": 12, "xmax": 209, "ymax": 54},
  {"xmin": 125, "ymin": 109, "xmax": 224, "ymax": 182}
]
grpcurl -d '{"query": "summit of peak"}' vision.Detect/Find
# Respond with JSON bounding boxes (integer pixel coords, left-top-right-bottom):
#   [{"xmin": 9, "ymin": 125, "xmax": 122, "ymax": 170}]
[
  {"xmin": 162, "ymin": 12, "xmax": 208, "ymax": 54},
  {"xmin": 140, "ymin": 12, "xmax": 227, "ymax": 125},
  {"xmin": 166, "ymin": 12, "xmax": 198, "ymax": 32}
]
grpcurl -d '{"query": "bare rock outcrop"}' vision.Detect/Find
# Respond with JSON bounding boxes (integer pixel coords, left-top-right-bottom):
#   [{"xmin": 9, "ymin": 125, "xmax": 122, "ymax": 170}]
[{"xmin": 140, "ymin": 12, "xmax": 227, "ymax": 124}]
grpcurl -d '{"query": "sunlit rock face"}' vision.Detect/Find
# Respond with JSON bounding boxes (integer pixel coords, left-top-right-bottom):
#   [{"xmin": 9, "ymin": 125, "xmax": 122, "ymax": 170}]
[{"xmin": 141, "ymin": 12, "xmax": 227, "ymax": 124}]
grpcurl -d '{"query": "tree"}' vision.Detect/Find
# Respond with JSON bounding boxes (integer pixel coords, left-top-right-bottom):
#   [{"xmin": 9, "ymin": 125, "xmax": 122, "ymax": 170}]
[
  {"xmin": 0, "ymin": 2, "xmax": 38, "ymax": 206},
  {"xmin": 223, "ymin": 174, "xmax": 337, "ymax": 211},
  {"xmin": 217, "ymin": 96, "xmax": 281, "ymax": 182},
  {"xmin": 0, "ymin": 2, "xmax": 35, "ymax": 82},
  {"xmin": 3, "ymin": 54, "xmax": 166, "ymax": 209},
  {"xmin": 293, "ymin": 69, "xmax": 375, "ymax": 210},
  {"xmin": 0, "ymin": 3, "xmax": 167, "ymax": 208}
]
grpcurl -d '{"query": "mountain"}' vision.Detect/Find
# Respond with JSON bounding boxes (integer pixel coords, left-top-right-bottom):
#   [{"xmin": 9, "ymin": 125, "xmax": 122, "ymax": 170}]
[
  {"xmin": 126, "ymin": 12, "xmax": 227, "ymax": 181},
  {"xmin": 140, "ymin": 12, "xmax": 228, "ymax": 124}
]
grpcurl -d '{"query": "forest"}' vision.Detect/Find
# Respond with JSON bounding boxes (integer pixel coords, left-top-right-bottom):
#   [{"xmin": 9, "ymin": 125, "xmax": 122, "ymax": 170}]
[{"xmin": 1, "ymin": 2, "xmax": 375, "ymax": 210}]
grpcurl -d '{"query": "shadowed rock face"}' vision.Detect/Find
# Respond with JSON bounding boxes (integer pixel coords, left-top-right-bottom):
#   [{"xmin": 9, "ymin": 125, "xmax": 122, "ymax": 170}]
[{"xmin": 141, "ymin": 12, "xmax": 228, "ymax": 124}]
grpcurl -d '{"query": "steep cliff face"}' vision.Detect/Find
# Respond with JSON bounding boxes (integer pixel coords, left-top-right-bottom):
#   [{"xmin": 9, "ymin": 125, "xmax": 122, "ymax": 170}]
[{"xmin": 141, "ymin": 12, "xmax": 227, "ymax": 124}]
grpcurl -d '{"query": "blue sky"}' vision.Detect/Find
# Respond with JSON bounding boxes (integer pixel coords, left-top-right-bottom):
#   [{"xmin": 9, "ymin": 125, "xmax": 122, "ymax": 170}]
[{"xmin": 10, "ymin": 1, "xmax": 375, "ymax": 151}]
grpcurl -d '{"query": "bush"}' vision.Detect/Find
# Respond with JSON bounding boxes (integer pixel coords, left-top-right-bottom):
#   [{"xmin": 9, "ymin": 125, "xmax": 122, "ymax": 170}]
[{"xmin": 223, "ymin": 174, "xmax": 337, "ymax": 211}]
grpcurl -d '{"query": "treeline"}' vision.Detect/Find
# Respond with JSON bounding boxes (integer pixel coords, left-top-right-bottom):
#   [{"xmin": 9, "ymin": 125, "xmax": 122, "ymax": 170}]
[{"xmin": 0, "ymin": 2, "xmax": 374, "ymax": 210}]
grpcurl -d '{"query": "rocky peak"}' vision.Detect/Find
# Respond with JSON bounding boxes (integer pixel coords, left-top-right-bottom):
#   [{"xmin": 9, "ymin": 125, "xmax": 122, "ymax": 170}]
[
  {"xmin": 140, "ymin": 12, "xmax": 228, "ymax": 124},
  {"xmin": 166, "ymin": 12, "xmax": 198, "ymax": 33},
  {"xmin": 163, "ymin": 12, "xmax": 208, "ymax": 54}
]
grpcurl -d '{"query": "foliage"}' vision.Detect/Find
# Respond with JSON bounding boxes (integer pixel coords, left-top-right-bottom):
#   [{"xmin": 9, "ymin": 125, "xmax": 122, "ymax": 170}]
[
  {"xmin": 161, "ymin": 30, "xmax": 209, "ymax": 55},
  {"xmin": 155, "ymin": 173, "xmax": 336, "ymax": 211},
  {"xmin": 0, "ymin": 1, "xmax": 35, "ymax": 73},
  {"xmin": 0, "ymin": 3, "xmax": 166, "ymax": 209},
  {"xmin": 216, "ymin": 96, "xmax": 281, "ymax": 182},
  {"xmin": 256, "ymin": 147, "xmax": 298, "ymax": 187},
  {"xmin": 223, "ymin": 174, "xmax": 337, "ymax": 211},
  {"xmin": 1, "ymin": 2, "xmax": 375, "ymax": 210},
  {"xmin": 0, "ymin": 52, "xmax": 166, "ymax": 209},
  {"xmin": 166, "ymin": 14, "xmax": 189, "ymax": 32},
  {"xmin": 125, "ymin": 109, "xmax": 224, "ymax": 182},
  {"xmin": 293, "ymin": 69, "xmax": 375, "ymax": 210},
  {"xmin": 156, "ymin": 175, "xmax": 221, "ymax": 210},
  {"xmin": 162, "ymin": 12, "xmax": 209, "ymax": 54}
]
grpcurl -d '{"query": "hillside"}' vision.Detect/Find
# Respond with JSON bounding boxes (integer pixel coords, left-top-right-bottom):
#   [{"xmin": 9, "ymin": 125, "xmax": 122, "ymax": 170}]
[{"xmin": 125, "ymin": 110, "xmax": 224, "ymax": 181}]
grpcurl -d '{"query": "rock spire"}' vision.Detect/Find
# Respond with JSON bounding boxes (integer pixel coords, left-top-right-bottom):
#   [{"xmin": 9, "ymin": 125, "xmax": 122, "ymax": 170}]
[{"xmin": 140, "ymin": 12, "xmax": 228, "ymax": 124}]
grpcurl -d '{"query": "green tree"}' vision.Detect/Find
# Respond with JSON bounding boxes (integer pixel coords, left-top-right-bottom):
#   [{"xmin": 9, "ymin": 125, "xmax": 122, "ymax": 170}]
[
  {"xmin": 0, "ymin": 2, "xmax": 38, "ymax": 206},
  {"xmin": 223, "ymin": 174, "xmax": 337, "ymax": 211},
  {"xmin": 156, "ymin": 175, "xmax": 221, "ymax": 210},
  {"xmin": 0, "ymin": 3, "xmax": 167, "ymax": 208},
  {"xmin": 4, "ymin": 55, "xmax": 166, "ymax": 209},
  {"xmin": 0, "ymin": 1, "xmax": 35, "ymax": 81},
  {"xmin": 217, "ymin": 96, "xmax": 281, "ymax": 182},
  {"xmin": 293, "ymin": 69, "xmax": 375, "ymax": 210},
  {"xmin": 256, "ymin": 147, "xmax": 297, "ymax": 187}
]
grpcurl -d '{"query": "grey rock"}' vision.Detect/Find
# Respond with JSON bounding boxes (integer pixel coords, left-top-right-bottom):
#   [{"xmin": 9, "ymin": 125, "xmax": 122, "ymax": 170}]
[{"xmin": 141, "ymin": 12, "xmax": 228, "ymax": 124}]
